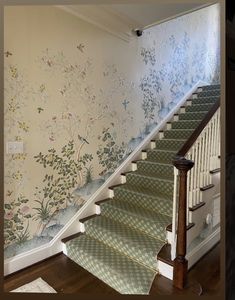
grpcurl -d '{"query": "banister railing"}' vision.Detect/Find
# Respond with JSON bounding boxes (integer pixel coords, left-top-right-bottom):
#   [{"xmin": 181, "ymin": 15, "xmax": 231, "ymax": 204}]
[{"xmin": 171, "ymin": 100, "xmax": 220, "ymax": 289}]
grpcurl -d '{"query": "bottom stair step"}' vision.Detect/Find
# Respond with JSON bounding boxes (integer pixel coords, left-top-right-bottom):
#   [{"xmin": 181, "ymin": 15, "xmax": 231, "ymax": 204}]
[
  {"xmin": 84, "ymin": 215, "xmax": 165, "ymax": 270},
  {"xmin": 65, "ymin": 234, "xmax": 157, "ymax": 295}
]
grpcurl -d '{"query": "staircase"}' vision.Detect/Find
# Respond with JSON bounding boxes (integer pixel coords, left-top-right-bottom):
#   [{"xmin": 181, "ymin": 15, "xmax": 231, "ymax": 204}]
[{"xmin": 62, "ymin": 84, "xmax": 220, "ymax": 295}]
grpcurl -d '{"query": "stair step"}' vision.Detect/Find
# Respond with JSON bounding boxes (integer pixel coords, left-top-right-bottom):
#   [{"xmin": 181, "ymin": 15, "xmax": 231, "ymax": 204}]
[
  {"xmin": 125, "ymin": 171, "xmax": 173, "ymax": 198},
  {"xmin": 84, "ymin": 215, "xmax": 164, "ymax": 270},
  {"xmin": 157, "ymin": 244, "xmax": 173, "ymax": 266},
  {"xmin": 136, "ymin": 160, "xmax": 174, "ymax": 180},
  {"xmin": 163, "ymin": 129, "xmax": 193, "ymax": 140},
  {"xmin": 178, "ymin": 111, "xmax": 207, "ymax": 120},
  {"xmin": 65, "ymin": 234, "xmax": 156, "ymax": 294},
  {"xmin": 146, "ymin": 149, "xmax": 176, "ymax": 164},
  {"xmin": 185, "ymin": 103, "xmax": 214, "ymax": 112},
  {"xmin": 154, "ymin": 139, "xmax": 185, "ymax": 151},
  {"xmin": 198, "ymin": 84, "xmax": 220, "ymax": 91},
  {"xmin": 191, "ymin": 96, "xmax": 219, "ymax": 105},
  {"xmin": 112, "ymin": 184, "xmax": 173, "ymax": 216},
  {"xmin": 100, "ymin": 198, "xmax": 171, "ymax": 241},
  {"xmin": 171, "ymin": 120, "xmax": 200, "ymax": 130},
  {"xmin": 197, "ymin": 89, "xmax": 220, "ymax": 98}
]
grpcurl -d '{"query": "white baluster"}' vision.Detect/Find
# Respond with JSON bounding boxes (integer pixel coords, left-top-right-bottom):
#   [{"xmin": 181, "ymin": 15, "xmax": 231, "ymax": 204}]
[{"xmin": 171, "ymin": 167, "xmax": 179, "ymax": 260}]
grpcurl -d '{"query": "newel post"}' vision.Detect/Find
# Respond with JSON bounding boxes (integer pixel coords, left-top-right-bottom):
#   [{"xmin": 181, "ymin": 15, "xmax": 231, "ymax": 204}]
[{"xmin": 173, "ymin": 156, "xmax": 194, "ymax": 289}]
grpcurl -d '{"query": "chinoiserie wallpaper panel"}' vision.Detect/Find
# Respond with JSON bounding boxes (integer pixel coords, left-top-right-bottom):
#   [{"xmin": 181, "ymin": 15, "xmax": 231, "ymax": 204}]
[{"xmin": 4, "ymin": 4, "xmax": 220, "ymax": 258}]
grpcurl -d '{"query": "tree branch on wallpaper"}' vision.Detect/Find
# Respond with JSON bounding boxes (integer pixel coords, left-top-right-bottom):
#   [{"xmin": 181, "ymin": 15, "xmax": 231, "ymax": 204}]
[{"xmin": 4, "ymin": 4, "xmax": 220, "ymax": 260}]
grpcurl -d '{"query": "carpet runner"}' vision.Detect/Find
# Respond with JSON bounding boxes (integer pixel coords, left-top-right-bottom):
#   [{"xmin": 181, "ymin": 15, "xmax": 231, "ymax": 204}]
[{"xmin": 64, "ymin": 84, "xmax": 220, "ymax": 294}]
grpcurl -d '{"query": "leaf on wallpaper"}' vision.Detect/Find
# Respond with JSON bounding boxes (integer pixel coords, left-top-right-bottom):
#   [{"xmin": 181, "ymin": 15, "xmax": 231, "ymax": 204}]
[
  {"xmin": 78, "ymin": 134, "xmax": 89, "ymax": 144},
  {"xmin": 4, "ymin": 195, "xmax": 31, "ymax": 247},
  {"xmin": 33, "ymin": 140, "xmax": 94, "ymax": 235},
  {"xmin": 97, "ymin": 126, "xmax": 127, "ymax": 177}
]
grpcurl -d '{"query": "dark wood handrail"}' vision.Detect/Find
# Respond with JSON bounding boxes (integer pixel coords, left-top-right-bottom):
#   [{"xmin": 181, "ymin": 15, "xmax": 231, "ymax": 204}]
[
  {"xmin": 172, "ymin": 99, "xmax": 220, "ymax": 289},
  {"xmin": 177, "ymin": 100, "xmax": 220, "ymax": 156}
]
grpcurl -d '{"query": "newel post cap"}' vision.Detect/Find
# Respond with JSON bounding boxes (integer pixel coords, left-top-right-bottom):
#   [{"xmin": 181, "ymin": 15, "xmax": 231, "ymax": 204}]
[{"xmin": 173, "ymin": 156, "xmax": 194, "ymax": 172}]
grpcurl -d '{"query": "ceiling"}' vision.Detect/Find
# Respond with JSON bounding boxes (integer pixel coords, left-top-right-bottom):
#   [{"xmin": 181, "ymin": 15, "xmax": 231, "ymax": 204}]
[{"xmin": 58, "ymin": 2, "xmax": 215, "ymax": 42}]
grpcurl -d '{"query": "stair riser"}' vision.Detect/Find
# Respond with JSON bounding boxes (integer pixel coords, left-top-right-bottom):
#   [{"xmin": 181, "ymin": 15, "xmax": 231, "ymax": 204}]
[
  {"xmin": 198, "ymin": 85, "xmax": 220, "ymax": 91},
  {"xmin": 147, "ymin": 150, "xmax": 176, "ymax": 164},
  {"xmin": 197, "ymin": 90, "xmax": 220, "ymax": 98},
  {"xmin": 185, "ymin": 104, "xmax": 213, "ymax": 112},
  {"xmin": 126, "ymin": 174, "xmax": 173, "ymax": 197},
  {"xmin": 171, "ymin": 120, "xmax": 200, "ymax": 130},
  {"xmin": 114, "ymin": 188, "xmax": 173, "ymax": 216},
  {"xmin": 163, "ymin": 130, "xmax": 193, "ymax": 139},
  {"xmin": 154, "ymin": 139, "xmax": 185, "ymax": 151},
  {"xmin": 136, "ymin": 161, "xmax": 174, "ymax": 179},
  {"xmin": 178, "ymin": 112, "xmax": 207, "ymax": 120},
  {"xmin": 191, "ymin": 97, "xmax": 219, "ymax": 105}
]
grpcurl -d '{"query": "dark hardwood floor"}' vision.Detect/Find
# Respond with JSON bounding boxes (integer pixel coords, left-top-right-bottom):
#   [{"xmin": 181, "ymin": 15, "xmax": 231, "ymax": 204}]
[{"xmin": 3, "ymin": 243, "xmax": 221, "ymax": 295}]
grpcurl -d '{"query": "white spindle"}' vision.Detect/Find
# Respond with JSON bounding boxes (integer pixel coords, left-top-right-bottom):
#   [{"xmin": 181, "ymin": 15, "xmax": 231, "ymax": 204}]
[
  {"xmin": 170, "ymin": 106, "xmax": 220, "ymax": 259},
  {"xmin": 171, "ymin": 167, "xmax": 179, "ymax": 260}
]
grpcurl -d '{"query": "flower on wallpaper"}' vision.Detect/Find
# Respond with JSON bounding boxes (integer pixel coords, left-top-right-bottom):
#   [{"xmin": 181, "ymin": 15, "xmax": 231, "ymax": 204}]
[{"xmin": 4, "ymin": 195, "xmax": 32, "ymax": 246}]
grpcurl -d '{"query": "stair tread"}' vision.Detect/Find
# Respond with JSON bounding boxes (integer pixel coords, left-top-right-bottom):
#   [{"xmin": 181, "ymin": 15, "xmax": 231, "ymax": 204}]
[
  {"xmin": 128, "ymin": 170, "xmax": 174, "ymax": 183},
  {"xmin": 113, "ymin": 183, "xmax": 172, "ymax": 201},
  {"xmin": 63, "ymin": 84, "xmax": 219, "ymax": 295},
  {"xmin": 112, "ymin": 184, "xmax": 173, "ymax": 216},
  {"xmin": 65, "ymin": 234, "xmax": 156, "ymax": 294},
  {"xmin": 100, "ymin": 198, "xmax": 172, "ymax": 242},
  {"xmin": 85, "ymin": 215, "xmax": 164, "ymax": 270}
]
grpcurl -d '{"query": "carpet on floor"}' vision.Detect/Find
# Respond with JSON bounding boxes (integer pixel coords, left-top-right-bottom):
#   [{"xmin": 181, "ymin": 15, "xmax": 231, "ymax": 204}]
[{"xmin": 10, "ymin": 277, "xmax": 57, "ymax": 293}]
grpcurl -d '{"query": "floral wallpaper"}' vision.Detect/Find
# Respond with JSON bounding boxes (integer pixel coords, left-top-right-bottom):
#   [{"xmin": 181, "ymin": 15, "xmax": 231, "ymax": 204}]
[{"xmin": 4, "ymin": 4, "xmax": 220, "ymax": 259}]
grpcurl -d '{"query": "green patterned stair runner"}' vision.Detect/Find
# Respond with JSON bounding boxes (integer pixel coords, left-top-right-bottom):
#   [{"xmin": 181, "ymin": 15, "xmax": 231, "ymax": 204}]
[
  {"xmin": 65, "ymin": 235, "xmax": 156, "ymax": 294},
  {"xmin": 64, "ymin": 84, "xmax": 220, "ymax": 295}
]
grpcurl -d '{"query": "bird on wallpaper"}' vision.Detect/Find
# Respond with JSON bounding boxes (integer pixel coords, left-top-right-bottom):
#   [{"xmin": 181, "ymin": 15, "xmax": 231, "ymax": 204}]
[
  {"xmin": 77, "ymin": 43, "xmax": 85, "ymax": 53},
  {"xmin": 4, "ymin": 51, "xmax": 12, "ymax": 57},
  {"xmin": 37, "ymin": 107, "xmax": 44, "ymax": 114},
  {"xmin": 78, "ymin": 134, "xmax": 89, "ymax": 144},
  {"xmin": 6, "ymin": 190, "xmax": 13, "ymax": 197}
]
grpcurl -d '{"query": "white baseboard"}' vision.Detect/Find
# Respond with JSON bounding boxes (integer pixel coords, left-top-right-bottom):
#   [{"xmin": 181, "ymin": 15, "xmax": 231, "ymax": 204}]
[
  {"xmin": 158, "ymin": 227, "xmax": 220, "ymax": 280},
  {"xmin": 4, "ymin": 80, "xmax": 207, "ymax": 276},
  {"xmin": 187, "ymin": 226, "xmax": 220, "ymax": 269}
]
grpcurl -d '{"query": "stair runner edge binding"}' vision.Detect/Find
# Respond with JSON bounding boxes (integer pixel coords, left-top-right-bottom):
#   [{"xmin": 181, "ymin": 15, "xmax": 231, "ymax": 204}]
[{"xmin": 64, "ymin": 84, "xmax": 220, "ymax": 295}]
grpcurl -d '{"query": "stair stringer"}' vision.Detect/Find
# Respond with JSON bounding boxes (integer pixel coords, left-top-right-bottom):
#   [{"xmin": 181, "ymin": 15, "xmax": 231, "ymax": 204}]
[{"xmin": 4, "ymin": 80, "xmax": 206, "ymax": 276}]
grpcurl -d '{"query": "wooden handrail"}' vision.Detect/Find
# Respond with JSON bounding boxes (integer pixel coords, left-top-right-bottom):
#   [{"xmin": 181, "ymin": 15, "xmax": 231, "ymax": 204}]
[
  {"xmin": 177, "ymin": 100, "xmax": 220, "ymax": 156},
  {"xmin": 172, "ymin": 99, "xmax": 220, "ymax": 289}
]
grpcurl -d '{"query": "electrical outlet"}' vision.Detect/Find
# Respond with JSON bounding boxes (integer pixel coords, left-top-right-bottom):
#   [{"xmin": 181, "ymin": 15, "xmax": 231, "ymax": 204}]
[{"xmin": 6, "ymin": 141, "xmax": 24, "ymax": 154}]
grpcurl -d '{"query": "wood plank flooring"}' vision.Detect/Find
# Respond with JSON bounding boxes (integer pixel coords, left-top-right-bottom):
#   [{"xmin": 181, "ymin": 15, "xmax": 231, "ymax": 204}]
[{"xmin": 4, "ymin": 243, "xmax": 220, "ymax": 295}]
